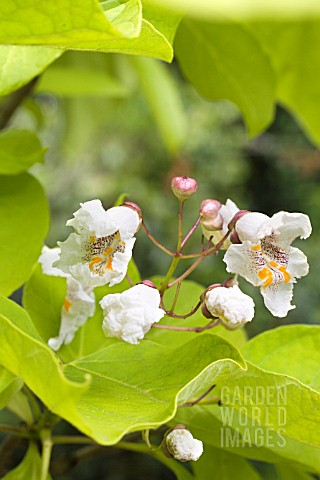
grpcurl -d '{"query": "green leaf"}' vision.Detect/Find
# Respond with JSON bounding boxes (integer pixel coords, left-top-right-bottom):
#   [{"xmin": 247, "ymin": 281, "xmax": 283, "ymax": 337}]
[
  {"xmin": 143, "ymin": 0, "xmax": 320, "ymax": 19},
  {"xmin": 175, "ymin": 19, "xmax": 275, "ymax": 136},
  {"xmin": 0, "ymin": 295, "xmax": 246, "ymax": 444},
  {"xmin": 0, "ymin": 130, "xmax": 46, "ymax": 175},
  {"xmin": 0, "ymin": 365, "xmax": 22, "ymax": 410},
  {"xmin": 142, "ymin": 3, "xmax": 183, "ymax": 45},
  {"xmin": 249, "ymin": 21, "xmax": 320, "ymax": 146},
  {"xmin": 0, "ymin": 173, "xmax": 49, "ymax": 296},
  {"xmin": 148, "ymin": 279, "xmax": 247, "ymax": 349},
  {"xmin": 0, "ymin": 45, "xmax": 63, "ymax": 96},
  {"xmin": 2, "ymin": 443, "xmax": 51, "ymax": 480},
  {"xmin": 192, "ymin": 444, "xmax": 262, "ymax": 480},
  {"xmin": 0, "ymin": 0, "xmax": 141, "ymax": 46},
  {"xmin": 7, "ymin": 390, "xmax": 34, "ymax": 425},
  {"xmin": 242, "ymin": 325, "xmax": 320, "ymax": 391},
  {"xmin": 130, "ymin": 57, "xmax": 187, "ymax": 153}
]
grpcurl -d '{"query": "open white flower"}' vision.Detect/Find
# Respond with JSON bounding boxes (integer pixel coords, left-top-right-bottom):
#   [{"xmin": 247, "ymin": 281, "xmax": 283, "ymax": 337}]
[
  {"xmin": 201, "ymin": 199, "xmax": 239, "ymax": 249},
  {"xmin": 165, "ymin": 428, "xmax": 203, "ymax": 462},
  {"xmin": 224, "ymin": 211, "xmax": 312, "ymax": 317},
  {"xmin": 54, "ymin": 200, "xmax": 140, "ymax": 288},
  {"xmin": 205, "ymin": 285, "xmax": 255, "ymax": 329},
  {"xmin": 39, "ymin": 247, "xmax": 96, "ymax": 351},
  {"xmin": 100, "ymin": 284, "xmax": 165, "ymax": 344}
]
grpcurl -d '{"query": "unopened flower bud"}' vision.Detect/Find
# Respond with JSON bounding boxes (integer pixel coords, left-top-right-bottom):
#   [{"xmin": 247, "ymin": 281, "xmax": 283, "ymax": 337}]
[
  {"xmin": 200, "ymin": 199, "xmax": 221, "ymax": 218},
  {"xmin": 201, "ymin": 302, "xmax": 214, "ymax": 319},
  {"xmin": 223, "ymin": 277, "xmax": 239, "ymax": 288},
  {"xmin": 122, "ymin": 202, "xmax": 142, "ymax": 233},
  {"xmin": 163, "ymin": 426, "xmax": 203, "ymax": 462},
  {"xmin": 201, "ymin": 212, "xmax": 223, "ymax": 232},
  {"xmin": 171, "ymin": 176, "xmax": 198, "ymax": 202},
  {"xmin": 138, "ymin": 280, "xmax": 158, "ymax": 289},
  {"xmin": 200, "ymin": 283, "xmax": 223, "ymax": 303},
  {"xmin": 229, "ymin": 229, "xmax": 241, "ymax": 244},
  {"xmin": 228, "ymin": 210, "xmax": 249, "ymax": 230}
]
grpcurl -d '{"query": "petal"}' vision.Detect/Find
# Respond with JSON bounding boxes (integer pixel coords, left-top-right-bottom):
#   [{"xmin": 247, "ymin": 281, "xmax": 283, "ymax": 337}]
[
  {"xmin": 55, "ymin": 233, "xmax": 83, "ymax": 275},
  {"xmin": 287, "ymin": 246, "xmax": 309, "ymax": 279},
  {"xmin": 106, "ymin": 206, "xmax": 140, "ymax": 239},
  {"xmin": 48, "ymin": 278, "xmax": 95, "ymax": 350},
  {"xmin": 220, "ymin": 199, "xmax": 239, "ymax": 228},
  {"xmin": 67, "ymin": 199, "xmax": 110, "ymax": 236},
  {"xmin": 257, "ymin": 211, "xmax": 312, "ymax": 248},
  {"xmin": 236, "ymin": 212, "xmax": 270, "ymax": 243},
  {"xmin": 39, "ymin": 246, "xmax": 68, "ymax": 278},
  {"xmin": 260, "ymin": 282, "xmax": 295, "ymax": 317},
  {"xmin": 223, "ymin": 242, "xmax": 263, "ymax": 287}
]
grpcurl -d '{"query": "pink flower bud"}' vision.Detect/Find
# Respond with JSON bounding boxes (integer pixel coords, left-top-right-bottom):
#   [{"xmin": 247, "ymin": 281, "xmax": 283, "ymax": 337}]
[
  {"xmin": 200, "ymin": 199, "xmax": 221, "ymax": 218},
  {"xmin": 201, "ymin": 213, "xmax": 223, "ymax": 232},
  {"xmin": 138, "ymin": 280, "xmax": 158, "ymax": 289},
  {"xmin": 171, "ymin": 176, "xmax": 198, "ymax": 202},
  {"xmin": 223, "ymin": 277, "xmax": 239, "ymax": 288},
  {"xmin": 229, "ymin": 229, "xmax": 241, "ymax": 244}
]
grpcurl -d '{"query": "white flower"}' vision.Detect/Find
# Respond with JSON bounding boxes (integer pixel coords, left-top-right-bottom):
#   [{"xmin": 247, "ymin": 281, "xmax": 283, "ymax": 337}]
[
  {"xmin": 165, "ymin": 428, "xmax": 203, "ymax": 462},
  {"xmin": 205, "ymin": 285, "xmax": 255, "ymax": 329},
  {"xmin": 224, "ymin": 211, "xmax": 312, "ymax": 317},
  {"xmin": 100, "ymin": 284, "xmax": 165, "ymax": 344},
  {"xmin": 39, "ymin": 247, "xmax": 96, "ymax": 351},
  {"xmin": 54, "ymin": 200, "xmax": 140, "ymax": 288},
  {"xmin": 202, "ymin": 199, "xmax": 239, "ymax": 249}
]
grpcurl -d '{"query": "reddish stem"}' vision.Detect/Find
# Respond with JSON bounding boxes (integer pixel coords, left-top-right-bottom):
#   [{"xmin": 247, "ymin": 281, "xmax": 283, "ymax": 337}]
[
  {"xmin": 181, "ymin": 216, "xmax": 201, "ymax": 249},
  {"xmin": 141, "ymin": 221, "xmax": 175, "ymax": 256},
  {"xmin": 152, "ymin": 319, "xmax": 220, "ymax": 333}
]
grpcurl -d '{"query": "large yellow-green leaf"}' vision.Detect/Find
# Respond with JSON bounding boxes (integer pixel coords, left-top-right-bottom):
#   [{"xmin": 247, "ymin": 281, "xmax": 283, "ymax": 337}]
[
  {"xmin": 242, "ymin": 325, "xmax": 320, "ymax": 391},
  {"xmin": 173, "ymin": 326, "xmax": 320, "ymax": 472},
  {"xmin": 0, "ymin": 0, "xmax": 141, "ymax": 46},
  {"xmin": 249, "ymin": 21, "xmax": 320, "ymax": 146},
  {"xmin": 0, "ymin": 45, "xmax": 63, "ymax": 96},
  {"xmin": 0, "ymin": 173, "xmax": 49, "ymax": 296},
  {"xmin": 0, "ymin": 296, "xmax": 246, "ymax": 445},
  {"xmin": 175, "ymin": 19, "xmax": 275, "ymax": 137},
  {"xmin": 0, "ymin": 129, "xmax": 46, "ymax": 175}
]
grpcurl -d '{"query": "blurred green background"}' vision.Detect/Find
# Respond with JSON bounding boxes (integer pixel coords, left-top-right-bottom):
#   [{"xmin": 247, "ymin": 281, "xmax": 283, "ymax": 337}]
[{"xmin": 4, "ymin": 50, "xmax": 320, "ymax": 479}]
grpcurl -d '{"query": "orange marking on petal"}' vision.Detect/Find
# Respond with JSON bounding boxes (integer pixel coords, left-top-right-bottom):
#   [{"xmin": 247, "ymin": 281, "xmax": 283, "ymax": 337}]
[
  {"xmin": 105, "ymin": 257, "xmax": 113, "ymax": 271},
  {"xmin": 270, "ymin": 261, "xmax": 278, "ymax": 268},
  {"xmin": 251, "ymin": 245, "xmax": 261, "ymax": 251},
  {"xmin": 258, "ymin": 267, "xmax": 269, "ymax": 280},
  {"xmin": 279, "ymin": 265, "xmax": 291, "ymax": 282},
  {"xmin": 258, "ymin": 267, "xmax": 273, "ymax": 287},
  {"xmin": 63, "ymin": 298, "xmax": 72, "ymax": 312},
  {"xmin": 103, "ymin": 247, "xmax": 113, "ymax": 257},
  {"xmin": 89, "ymin": 256, "xmax": 102, "ymax": 270}
]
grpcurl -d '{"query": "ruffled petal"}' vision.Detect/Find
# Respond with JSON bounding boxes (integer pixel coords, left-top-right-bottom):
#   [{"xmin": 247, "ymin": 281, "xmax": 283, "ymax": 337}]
[
  {"xmin": 260, "ymin": 282, "xmax": 295, "ymax": 317},
  {"xmin": 257, "ymin": 211, "xmax": 312, "ymax": 248},
  {"xmin": 66, "ymin": 200, "xmax": 112, "ymax": 237},
  {"xmin": 223, "ymin": 242, "xmax": 263, "ymax": 287},
  {"xmin": 55, "ymin": 233, "xmax": 83, "ymax": 275},
  {"xmin": 106, "ymin": 206, "xmax": 140, "ymax": 239},
  {"xmin": 48, "ymin": 278, "xmax": 95, "ymax": 350},
  {"xmin": 287, "ymin": 246, "xmax": 309, "ymax": 279},
  {"xmin": 236, "ymin": 212, "xmax": 269, "ymax": 243},
  {"xmin": 39, "ymin": 246, "xmax": 68, "ymax": 278}
]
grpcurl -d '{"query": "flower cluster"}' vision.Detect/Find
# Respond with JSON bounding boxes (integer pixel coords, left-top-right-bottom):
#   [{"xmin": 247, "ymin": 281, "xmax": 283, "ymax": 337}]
[{"xmin": 39, "ymin": 178, "xmax": 311, "ymax": 362}]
